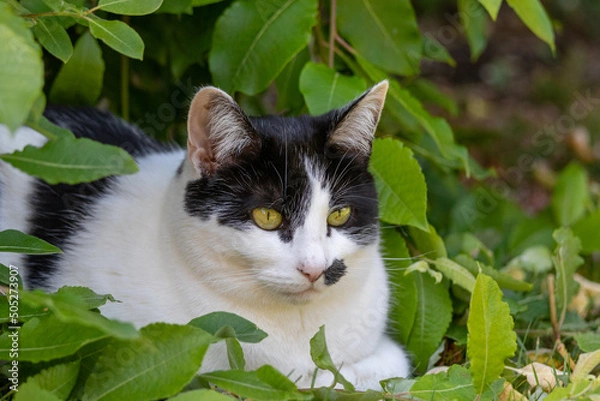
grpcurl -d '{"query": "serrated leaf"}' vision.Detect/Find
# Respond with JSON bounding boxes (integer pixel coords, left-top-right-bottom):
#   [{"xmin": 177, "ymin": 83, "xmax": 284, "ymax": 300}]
[
  {"xmin": 458, "ymin": 0, "xmax": 488, "ymax": 61},
  {"xmin": 506, "ymin": 0, "xmax": 555, "ymax": 54},
  {"xmin": 405, "ymin": 271, "xmax": 452, "ymax": 374},
  {"xmin": 209, "ymin": 0, "xmax": 317, "ymax": 95},
  {"xmin": 382, "ymin": 229, "xmax": 417, "ymax": 346},
  {"xmin": 369, "ymin": 138, "xmax": 428, "ymax": 230},
  {"xmin": 299, "ymin": 62, "xmax": 366, "ymax": 115},
  {"xmin": 432, "ymin": 257, "xmax": 476, "ymax": 293},
  {"xmin": 0, "ymin": 315, "xmax": 108, "ymax": 362},
  {"xmin": 337, "ymin": 0, "xmax": 421, "ymax": 75},
  {"xmin": 32, "ymin": 16, "xmax": 73, "ymax": 62},
  {"xmin": 188, "ymin": 311, "xmax": 267, "ymax": 343},
  {"xmin": 168, "ymin": 389, "xmax": 236, "ymax": 401},
  {"xmin": 575, "ymin": 332, "xmax": 600, "ymax": 352},
  {"xmin": 20, "ymin": 289, "xmax": 138, "ymax": 340},
  {"xmin": 0, "ymin": 137, "xmax": 138, "ymax": 185},
  {"xmin": 50, "ymin": 32, "xmax": 104, "ymax": 106},
  {"xmin": 410, "ymin": 365, "xmax": 477, "ymax": 400},
  {"xmin": 0, "ymin": 4, "xmax": 44, "ymax": 131},
  {"xmin": 200, "ymin": 368, "xmax": 307, "ymax": 401},
  {"xmin": 97, "ymin": 0, "xmax": 163, "ymax": 15},
  {"xmin": 23, "ymin": 361, "xmax": 80, "ymax": 399},
  {"xmin": 87, "ymin": 16, "xmax": 144, "ymax": 60},
  {"xmin": 551, "ymin": 162, "xmax": 589, "ymax": 226},
  {"xmin": 552, "ymin": 227, "xmax": 584, "ymax": 325},
  {"xmin": 55, "ymin": 286, "xmax": 117, "ymax": 310},
  {"xmin": 83, "ymin": 323, "xmax": 213, "ymax": 401},
  {"xmin": 467, "ymin": 274, "xmax": 517, "ymax": 395},
  {"xmin": 0, "ymin": 229, "xmax": 61, "ymax": 254},
  {"xmin": 572, "ymin": 210, "xmax": 600, "ymax": 254},
  {"xmin": 477, "ymin": 0, "xmax": 502, "ymax": 20},
  {"xmin": 310, "ymin": 326, "xmax": 355, "ymax": 391}
]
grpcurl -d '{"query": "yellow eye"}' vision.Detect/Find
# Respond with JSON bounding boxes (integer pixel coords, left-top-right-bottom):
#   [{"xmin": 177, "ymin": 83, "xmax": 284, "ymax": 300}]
[
  {"xmin": 327, "ymin": 207, "xmax": 351, "ymax": 227},
  {"xmin": 252, "ymin": 208, "xmax": 283, "ymax": 230}
]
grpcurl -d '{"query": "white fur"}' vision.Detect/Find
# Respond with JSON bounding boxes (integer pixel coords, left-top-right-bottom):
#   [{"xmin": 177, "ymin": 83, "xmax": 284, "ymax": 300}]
[{"xmin": 0, "ymin": 124, "xmax": 410, "ymax": 390}]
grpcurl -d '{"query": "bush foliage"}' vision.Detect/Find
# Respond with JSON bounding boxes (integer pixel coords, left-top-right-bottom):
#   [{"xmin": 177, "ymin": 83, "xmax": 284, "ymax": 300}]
[{"xmin": 1, "ymin": 0, "xmax": 600, "ymax": 400}]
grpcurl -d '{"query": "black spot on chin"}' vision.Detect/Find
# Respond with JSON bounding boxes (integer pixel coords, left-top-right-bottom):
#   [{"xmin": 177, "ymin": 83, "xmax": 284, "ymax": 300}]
[{"xmin": 324, "ymin": 259, "xmax": 347, "ymax": 285}]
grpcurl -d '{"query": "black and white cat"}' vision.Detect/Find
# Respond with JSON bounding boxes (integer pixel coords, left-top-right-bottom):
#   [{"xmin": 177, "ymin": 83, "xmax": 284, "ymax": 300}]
[{"xmin": 0, "ymin": 81, "xmax": 410, "ymax": 389}]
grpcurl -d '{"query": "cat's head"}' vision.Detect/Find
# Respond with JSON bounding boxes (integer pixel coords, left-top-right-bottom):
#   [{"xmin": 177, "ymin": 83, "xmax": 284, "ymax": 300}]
[{"xmin": 177, "ymin": 82, "xmax": 388, "ymax": 305}]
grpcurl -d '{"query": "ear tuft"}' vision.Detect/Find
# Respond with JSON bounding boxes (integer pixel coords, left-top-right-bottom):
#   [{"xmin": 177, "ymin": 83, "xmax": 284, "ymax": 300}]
[
  {"xmin": 326, "ymin": 80, "xmax": 388, "ymax": 160},
  {"xmin": 187, "ymin": 86, "xmax": 259, "ymax": 175}
]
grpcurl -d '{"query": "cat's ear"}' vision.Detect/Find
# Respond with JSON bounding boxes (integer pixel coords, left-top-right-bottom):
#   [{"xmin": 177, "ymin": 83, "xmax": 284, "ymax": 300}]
[
  {"xmin": 187, "ymin": 86, "xmax": 259, "ymax": 175},
  {"xmin": 326, "ymin": 80, "xmax": 388, "ymax": 161}
]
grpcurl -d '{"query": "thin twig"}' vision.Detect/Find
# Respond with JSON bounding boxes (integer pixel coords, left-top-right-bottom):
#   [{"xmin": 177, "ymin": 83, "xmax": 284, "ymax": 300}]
[
  {"xmin": 335, "ymin": 34, "xmax": 357, "ymax": 55},
  {"xmin": 328, "ymin": 0, "xmax": 336, "ymax": 68}
]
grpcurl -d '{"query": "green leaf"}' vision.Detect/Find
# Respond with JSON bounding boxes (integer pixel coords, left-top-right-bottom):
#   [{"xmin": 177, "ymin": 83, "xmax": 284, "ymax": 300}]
[
  {"xmin": 299, "ymin": 62, "xmax": 366, "ymax": 115},
  {"xmin": 0, "ymin": 4, "xmax": 44, "ymax": 131},
  {"xmin": 200, "ymin": 368, "xmax": 307, "ymax": 401},
  {"xmin": 337, "ymin": 0, "xmax": 421, "ymax": 75},
  {"xmin": 406, "ymin": 78, "xmax": 458, "ymax": 116},
  {"xmin": 188, "ymin": 311, "xmax": 268, "ymax": 343},
  {"xmin": 455, "ymin": 254, "xmax": 533, "ymax": 292},
  {"xmin": 573, "ymin": 211, "xmax": 600, "ymax": 253},
  {"xmin": 405, "ymin": 271, "xmax": 452, "ymax": 374},
  {"xmin": 431, "ymin": 257, "xmax": 476, "ymax": 293},
  {"xmin": 83, "ymin": 323, "xmax": 213, "ymax": 401},
  {"xmin": 55, "ymin": 286, "xmax": 118, "ymax": 310},
  {"xmin": 32, "ymin": 16, "xmax": 73, "ymax": 63},
  {"xmin": 552, "ymin": 227, "xmax": 584, "ymax": 325},
  {"xmin": 310, "ymin": 326, "xmax": 355, "ymax": 391},
  {"xmin": 0, "ymin": 229, "xmax": 61, "ymax": 254},
  {"xmin": 382, "ymin": 229, "xmax": 416, "ymax": 346},
  {"xmin": 458, "ymin": 0, "xmax": 488, "ymax": 61},
  {"xmin": 275, "ymin": 48, "xmax": 309, "ymax": 114},
  {"xmin": 20, "ymin": 290, "xmax": 138, "ymax": 340},
  {"xmin": 575, "ymin": 332, "xmax": 600, "ymax": 353},
  {"xmin": 23, "ymin": 361, "xmax": 80, "ymax": 400},
  {"xmin": 168, "ymin": 389, "xmax": 236, "ymax": 401},
  {"xmin": 551, "ymin": 162, "xmax": 589, "ymax": 226},
  {"xmin": 226, "ymin": 337, "xmax": 246, "ymax": 370},
  {"xmin": 421, "ymin": 35, "xmax": 455, "ymax": 67},
  {"xmin": 209, "ymin": 0, "xmax": 318, "ymax": 95},
  {"xmin": 50, "ymin": 32, "xmax": 104, "ymax": 106},
  {"xmin": 0, "ymin": 315, "xmax": 108, "ymax": 362},
  {"xmin": 191, "ymin": 0, "xmax": 224, "ymax": 5},
  {"xmin": 157, "ymin": 0, "xmax": 193, "ymax": 14},
  {"xmin": 0, "ymin": 263, "xmax": 23, "ymax": 288},
  {"xmin": 467, "ymin": 274, "xmax": 517, "ymax": 395},
  {"xmin": 410, "ymin": 365, "xmax": 477, "ymax": 400},
  {"xmin": 14, "ymin": 382, "xmax": 62, "ymax": 401},
  {"xmin": 0, "ymin": 137, "xmax": 138, "ymax": 185},
  {"xmin": 357, "ymin": 56, "xmax": 471, "ymax": 175},
  {"xmin": 87, "ymin": 16, "xmax": 144, "ymax": 60},
  {"xmin": 506, "ymin": 0, "xmax": 556, "ymax": 54},
  {"xmin": 26, "ymin": 115, "xmax": 75, "ymax": 140},
  {"xmin": 409, "ymin": 225, "xmax": 447, "ymax": 259},
  {"xmin": 369, "ymin": 138, "xmax": 428, "ymax": 230},
  {"xmin": 477, "ymin": 0, "xmax": 502, "ymax": 20},
  {"xmin": 97, "ymin": 0, "xmax": 163, "ymax": 15}
]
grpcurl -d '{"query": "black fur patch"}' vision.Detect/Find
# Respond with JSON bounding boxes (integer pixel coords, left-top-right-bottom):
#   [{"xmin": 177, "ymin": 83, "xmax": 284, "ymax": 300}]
[
  {"xmin": 24, "ymin": 107, "xmax": 172, "ymax": 288},
  {"xmin": 324, "ymin": 259, "xmax": 347, "ymax": 286}
]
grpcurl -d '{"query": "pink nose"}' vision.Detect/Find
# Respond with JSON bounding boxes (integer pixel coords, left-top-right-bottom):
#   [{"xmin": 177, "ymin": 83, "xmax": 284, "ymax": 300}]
[{"xmin": 298, "ymin": 265, "xmax": 324, "ymax": 282}]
